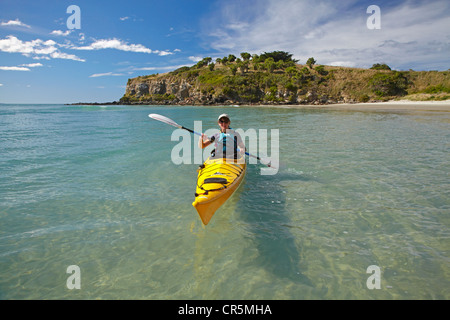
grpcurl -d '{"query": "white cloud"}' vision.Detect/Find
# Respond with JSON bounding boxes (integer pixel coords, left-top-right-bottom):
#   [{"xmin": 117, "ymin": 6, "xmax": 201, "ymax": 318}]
[
  {"xmin": 0, "ymin": 35, "xmax": 85, "ymax": 62},
  {"xmin": 51, "ymin": 30, "xmax": 72, "ymax": 36},
  {"xmin": 32, "ymin": 56, "xmax": 51, "ymax": 60},
  {"xmin": 0, "ymin": 62, "xmax": 43, "ymax": 72},
  {"xmin": 1, "ymin": 19, "xmax": 31, "ymax": 28},
  {"xmin": 0, "ymin": 66, "xmax": 30, "ymax": 71},
  {"xmin": 206, "ymin": 0, "xmax": 450, "ymax": 70},
  {"xmin": 72, "ymin": 38, "xmax": 173, "ymax": 56},
  {"xmin": 89, "ymin": 72, "xmax": 124, "ymax": 78},
  {"xmin": 133, "ymin": 64, "xmax": 191, "ymax": 71},
  {"xmin": 73, "ymin": 38, "xmax": 153, "ymax": 53},
  {"xmin": 0, "ymin": 35, "xmax": 173, "ymax": 63},
  {"xmin": 50, "ymin": 51, "xmax": 85, "ymax": 62},
  {"xmin": 188, "ymin": 56, "xmax": 203, "ymax": 62},
  {"xmin": 155, "ymin": 50, "xmax": 173, "ymax": 56},
  {"xmin": 328, "ymin": 61, "xmax": 356, "ymax": 68},
  {"xmin": 21, "ymin": 63, "xmax": 43, "ymax": 67},
  {"xmin": 0, "ymin": 35, "xmax": 37, "ymax": 54},
  {"xmin": 120, "ymin": 17, "xmax": 129, "ymax": 21},
  {"xmin": 0, "ymin": 83, "xmax": 3, "ymax": 86}
]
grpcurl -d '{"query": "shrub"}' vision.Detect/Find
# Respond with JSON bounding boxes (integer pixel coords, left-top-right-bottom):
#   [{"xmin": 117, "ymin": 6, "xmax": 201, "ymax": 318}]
[
  {"xmin": 230, "ymin": 65, "xmax": 238, "ymax": 75},
  {"xmin": 370, "ymin": 63, "xmax": 391, "ymax": 70},
  {"xmin": 358, "ymin": 94, "xmax": 370, "ymax": 102},
  {"xmin": 222, "ymin": 86, "xmax": 237, "ymax": 99},
  {"xmin": 423, "ymin": 84, "xmax": 450, "ymax": 94},
  {"xmin": 169, "ymin": 66, "xmax": 191, "ymax": 75},
  {"xmin": 285, "ymin": 82, "xmax": 298, "ymax": 93},
  {"xmin": 369, "ymin": 72, "xmax": 408, "ymax": 96},
  {"xmin": 315, "ymin": 65, "xmax": 328, "ymax": 76}
]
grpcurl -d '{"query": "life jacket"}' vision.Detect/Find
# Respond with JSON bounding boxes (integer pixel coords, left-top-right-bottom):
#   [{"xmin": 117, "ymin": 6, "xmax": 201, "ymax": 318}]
[{"xmin": 211, "ymin": 129, "xmax": 239, "ymax": 159}]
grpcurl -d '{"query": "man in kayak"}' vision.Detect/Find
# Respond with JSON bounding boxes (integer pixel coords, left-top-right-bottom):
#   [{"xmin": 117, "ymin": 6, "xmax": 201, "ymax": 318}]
[{"xmin": 199, "ymin": 114, "xmax": 246, "ymax": 159}]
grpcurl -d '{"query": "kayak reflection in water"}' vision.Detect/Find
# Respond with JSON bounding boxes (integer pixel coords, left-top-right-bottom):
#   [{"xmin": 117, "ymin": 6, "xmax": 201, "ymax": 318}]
[{"xmin": 198, "ymin": 113, "xmax": 246, "ymax": 159}]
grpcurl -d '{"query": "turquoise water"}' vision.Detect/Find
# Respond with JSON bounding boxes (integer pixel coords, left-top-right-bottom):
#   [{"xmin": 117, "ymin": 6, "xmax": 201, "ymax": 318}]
[{"xmin": 0, "ymin": 104, "xmax": 449, "ymax": 299}]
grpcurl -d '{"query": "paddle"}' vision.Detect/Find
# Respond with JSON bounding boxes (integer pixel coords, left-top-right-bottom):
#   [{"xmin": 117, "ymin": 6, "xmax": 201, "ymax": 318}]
[{"xmin": 148, "ymin": 113, "xmax": 276, "ymax": 169}]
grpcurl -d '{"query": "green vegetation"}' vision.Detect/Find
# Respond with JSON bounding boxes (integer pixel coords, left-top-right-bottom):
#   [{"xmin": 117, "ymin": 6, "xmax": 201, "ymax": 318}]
[
  {"xmin": 122, "ymin": 51, "xmax": 450, "ymax": 105},
  {"xmin": 370, "ymin": 63, "xmax": 392, "ymax": 70},
  {"xmin": 306, "ymin": 57, "xmax": 316, "ymax": 69},
  {"xmin": 164, "ymin": 51, "xmax": 329, "ymax": 103},
  {"xmin": 422, "ymin": 84, "xmax": 450, "ymax": 94},
  {"xmin": 257, "ymin": 51, "xmax": 298, "ymax": 63},
  {"xmin": 369, "ymin": 71, "xmax": 408, "ymax": 97}
]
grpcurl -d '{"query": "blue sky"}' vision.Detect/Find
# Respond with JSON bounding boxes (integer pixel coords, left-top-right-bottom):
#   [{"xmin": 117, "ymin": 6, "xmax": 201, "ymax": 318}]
[{"xmin": 0, "ymin": 0, "xmax": 449, "ymax": 103}]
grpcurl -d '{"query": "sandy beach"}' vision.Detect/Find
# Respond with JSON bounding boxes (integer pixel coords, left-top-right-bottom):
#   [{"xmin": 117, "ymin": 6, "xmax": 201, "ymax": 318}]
[{"xmin": 280, "ymin": 100, "xmax": 450, "ymax": 112}]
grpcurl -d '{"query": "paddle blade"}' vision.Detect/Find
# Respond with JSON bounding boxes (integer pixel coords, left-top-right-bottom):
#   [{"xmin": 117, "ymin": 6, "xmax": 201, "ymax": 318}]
[{"xmin": 148, "ymin": 114, "xmax": 181, "ymax": 129}]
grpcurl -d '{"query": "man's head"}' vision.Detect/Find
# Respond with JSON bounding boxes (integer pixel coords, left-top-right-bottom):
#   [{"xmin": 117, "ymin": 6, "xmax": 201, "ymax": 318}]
[{"xmin": 218, "ymin": 114, "xmax": 230, "ymax": 130}]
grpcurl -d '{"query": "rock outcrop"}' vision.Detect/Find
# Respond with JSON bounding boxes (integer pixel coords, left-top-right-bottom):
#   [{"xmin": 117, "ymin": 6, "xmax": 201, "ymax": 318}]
[{"xmin": 123, "ymin": 76, "xmax": 202, "ymax": 104}]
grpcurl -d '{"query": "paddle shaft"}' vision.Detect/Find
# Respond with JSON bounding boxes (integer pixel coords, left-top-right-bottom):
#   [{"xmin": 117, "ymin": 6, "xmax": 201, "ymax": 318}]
[
  {"xmin": 186, "ymin": 127, "xmax": 269, "ymax": 165},
  {"xmin": 149, "ymin": 113, "xmax": 275, "ymax": 168},
  {"xmin": 181, "ymin": 126, "xmax": 202, "ymax": 137},
  {"xmin": 189, "ymin": 127, "xmax": 275, "ymax": 168}
]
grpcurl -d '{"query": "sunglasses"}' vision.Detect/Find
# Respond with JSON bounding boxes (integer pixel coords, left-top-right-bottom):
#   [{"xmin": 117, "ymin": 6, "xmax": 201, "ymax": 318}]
[{"xmin": 219, "ymin": 119, "xmax": 230, "ymax": 123}]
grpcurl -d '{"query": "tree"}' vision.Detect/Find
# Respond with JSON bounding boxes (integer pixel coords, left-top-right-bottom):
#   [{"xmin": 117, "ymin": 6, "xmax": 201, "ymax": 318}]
[
  {"xmin": 264, "ymin": 57, "xmax": 275, "ymax": 73},
  {"xmin": 230, "ymin": 64, "xmax": 238, "ymax": 75},
  {"xmin": 260, "ymin": 51, "xmax": 298, "ymax": 63},
  {"xmin": 238, "ymin": 60, "xmax": 249, "ymax": 74},
  {"xmin": 276, "ymin": 60, "xmax": 287, "ymax": 71},
  {"xmin": 243, "ymin": 61, "xmax": 249, "ymax": 73},
  {"xmin": 209, "ymin": 63, "xmax": 215, "ymax": 71},
  {"xmin": 306, "ymin": 57, "xmax": 316, "ymax": 69},
  {"xmin": 228, "ymin": 54, "xmax": 236, "ymax": 62},
  {"xmin": 370, "ymin": 63, "xmax": 391, "ymax": 70},
  {"xmin": 286, "ymin": 66, "xmax": 299, "ymax": 78},
  {"xmin": 195, "ymin": 60, "xmax": 205, "ymax": 68},
  {"xmin": 204, "ymin": 57, "xmax": 212, "ymax": 65},
  {"xmin": 195, "ymin": 57, "xmax": 212, "ymax": 68},
  {"xmin": 240, "ymin": 52, "xmax": 251, "ymax": 61},
  {"xmin": 285, "ymin": 81, "xmax": 298, "ymax": 93}
]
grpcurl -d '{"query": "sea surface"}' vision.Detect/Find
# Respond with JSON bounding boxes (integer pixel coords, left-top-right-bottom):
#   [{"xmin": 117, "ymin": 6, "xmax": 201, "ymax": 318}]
[{"xmin": 0, "ymin": 103, "xmax": 449, "ymax": 300}]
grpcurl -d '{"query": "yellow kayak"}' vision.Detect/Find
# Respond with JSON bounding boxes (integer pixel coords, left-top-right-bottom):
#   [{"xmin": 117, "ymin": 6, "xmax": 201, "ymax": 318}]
[{"xmin": 192, "ymin": 157, "xmax": 246, "ymax": 225}]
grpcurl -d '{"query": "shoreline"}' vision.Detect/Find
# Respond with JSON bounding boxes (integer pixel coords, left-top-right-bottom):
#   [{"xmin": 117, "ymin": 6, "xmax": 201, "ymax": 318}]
[
  {"xmin": 265, "ymin": 100, "xmax": 450, "ymax": 112},
  {"xmin": 67, "ymin": 99, "xmax": 450, "ymax": 112}
]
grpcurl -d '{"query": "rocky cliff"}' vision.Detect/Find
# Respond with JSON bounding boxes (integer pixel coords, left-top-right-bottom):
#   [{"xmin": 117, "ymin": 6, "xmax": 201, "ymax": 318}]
[
  {"xmin": 119, "ymin": 53, "xmax": 450, "ymax": 105},
  {"xmin": 122, "ymin": 72, "xmax": 240, "ymax": 105},
  {"xmin": 123, "ymin": 76, "xmax": 200, "ymax": 104}
]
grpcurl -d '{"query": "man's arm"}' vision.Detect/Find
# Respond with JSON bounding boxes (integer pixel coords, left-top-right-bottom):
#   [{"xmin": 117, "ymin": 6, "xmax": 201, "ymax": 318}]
[
  {"xmin": 236, "ymin": 132, "xmax": 246, "ymax": 153},
  {"xmin": 199, "ymin": 134, "xmax": 215, "ymax": 149}
]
